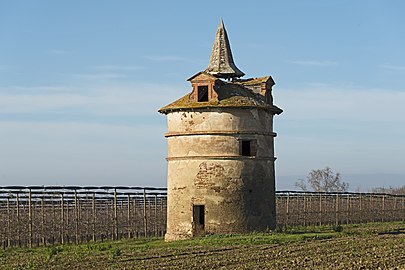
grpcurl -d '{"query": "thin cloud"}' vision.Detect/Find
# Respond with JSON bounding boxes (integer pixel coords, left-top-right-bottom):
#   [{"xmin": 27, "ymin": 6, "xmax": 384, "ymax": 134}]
[
  {"xmin": 49, "ymin": 49, "xmax": 75, "ymax": 55},
  {"xmin": 305, "ymin": 82, "xmax": 331, "ymax": 88},
  {"xmin": 0, "ymin": 120, "xmax": 167, "ymax": 186},
  {"xmin": 0, "ymin": 65, "xmax": 12, "ymax": 71},
  {"xmin": 144, "ymin": 55, "xmax": 185, "ymax": 61},
  {"xmin": 65, "ymin": 72, "xmax": 127, "ymax": 80},
  {"xmin": 288, "ymin": 60, "xmax": 337, "ymax": 67},
  {"xmin": 0, "ymin": 83, "xmax": 184, "ymax": 117},
  {"xmin": 0, "ymin": 85, "xmax": 75, "ymax": 95},
  {"xmin": 91, "ymin": 65, "xmax": 145, "ymax": 71},
  {"xmin": 380, "ymin": 64, "xmax": 405, "ymax": 71},
  {"xmin": 276, "ymin": 85, "xmax": 405, "ymax": 123},
  {"xmin": 144, "ymin": 55, "xmax": 193, "ymax": 63},
  {"xmin": 275, "ymin": 85, "xmax": 405, "ymax": 178}
]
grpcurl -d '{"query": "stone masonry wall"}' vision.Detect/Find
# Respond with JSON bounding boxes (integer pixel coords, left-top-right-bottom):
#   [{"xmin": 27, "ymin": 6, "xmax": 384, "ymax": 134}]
[{"xmin": 165, "ymin": 108, "xmax": 277, "ymax": 241}]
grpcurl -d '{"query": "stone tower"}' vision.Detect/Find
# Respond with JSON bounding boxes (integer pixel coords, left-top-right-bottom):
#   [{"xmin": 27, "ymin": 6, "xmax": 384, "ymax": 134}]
[{"xmin": 159, "ymin": 20, "xmax": 282, "ymax": 241}]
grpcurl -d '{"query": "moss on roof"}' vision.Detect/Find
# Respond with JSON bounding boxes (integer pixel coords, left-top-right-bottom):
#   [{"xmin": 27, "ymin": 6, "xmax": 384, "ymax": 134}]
[
  {"xmin": 159, "ymin": 78, "xmax": 282, "ymax": 114},
  {"xmin": 237, "ymin": 76, "xmax": 271, "ymax": 86}
]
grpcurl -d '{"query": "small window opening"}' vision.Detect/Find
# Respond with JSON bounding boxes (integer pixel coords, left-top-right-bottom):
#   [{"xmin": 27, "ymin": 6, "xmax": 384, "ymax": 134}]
[
  {"xmin": 197, "ymin": 86, "xmax": 209, "ymax": 102},
  {"xmin": 242, "ymin": 140, "xmax": 251, "ymax": 156},
  {"xmin": 240, "ymin": 139, "xmax": 257, "ymax": 157}
]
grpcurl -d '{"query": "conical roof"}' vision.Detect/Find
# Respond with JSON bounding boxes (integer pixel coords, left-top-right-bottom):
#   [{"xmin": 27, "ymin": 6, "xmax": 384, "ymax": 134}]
[{"xmin": 205, "ymin": 19, "xmax": 245, "ymax": 79}]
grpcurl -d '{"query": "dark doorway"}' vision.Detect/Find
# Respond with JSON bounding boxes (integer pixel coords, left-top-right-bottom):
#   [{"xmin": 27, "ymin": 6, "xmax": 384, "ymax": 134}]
[
  {"xmin": 193, "ymin": 205, "xmax": 205, "ymax": 236},
  {"xmin": 197, "ymin": 86, "xmax": 209, "ymax": 102}
]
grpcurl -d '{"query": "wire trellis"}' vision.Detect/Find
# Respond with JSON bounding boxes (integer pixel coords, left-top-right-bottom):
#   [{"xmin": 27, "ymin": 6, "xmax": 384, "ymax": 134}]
[{"xmin": 0, "ymin": 187, "xmax": 404, "ymax": 248}]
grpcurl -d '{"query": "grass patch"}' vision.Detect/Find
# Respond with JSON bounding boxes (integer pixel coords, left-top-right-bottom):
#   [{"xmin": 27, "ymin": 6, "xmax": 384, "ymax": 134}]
[{"xmin": 1, "ymin": 221, "xmax": 404, "ymax": 269}]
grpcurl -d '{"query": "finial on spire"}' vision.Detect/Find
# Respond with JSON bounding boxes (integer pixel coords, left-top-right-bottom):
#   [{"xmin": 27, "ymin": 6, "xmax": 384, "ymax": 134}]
[{"xmin": 205, "ymin": 19, "xmax": 245, "ymax": 79}]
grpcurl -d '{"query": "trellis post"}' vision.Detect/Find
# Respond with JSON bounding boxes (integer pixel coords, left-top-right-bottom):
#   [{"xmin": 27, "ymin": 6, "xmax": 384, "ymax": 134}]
[
  {"xmin": 154, "ymin": 194, "xmax": 158, "ymax": 236},
  {"xmin": 7, "ymin": 197, "xmax": 10, "ymax": 247},
  {"xmin": 285, "ymin": 193, "xmax": 290, "ymax": 227},
  {"xmin": 359, "ymin": 194, "xmax": 363, "ymax": 223},
  {"xmin": 114, "ymin": 189, "xmax": 118, "ymax": 240},
  {"xmin": 381, "ymin": 195, "xmax": 385, "ymax": 222},
  {"xmin": 346, "ymin": 194, "xmax": 350, "ymax": 225},
  {"xmin": 28, "ymin": 189, "xmax": 32, "ymax": 248},
  {"xmin": 335, "ymin": 193, "xmax": 339, "ymax": 225},
  {"xmin": 74, "ymin": 189, "xmax": 78, "ymax": 244},
  {"xmin": 92, "ymin": 193, "xmax": 96, "ymax": 242},
  {"xmin": 16, "ymin": 193, "xmax": 21, "ymax": 247},
  {"xmin": 319, "ymin": 193, "xmax": 322, "ymax": 226},
  {"xmin": 127, "ymin": 194, "xmax": 131, "ymax": 238},
  {"xmin": 303, "ymin": 194, "xmax": 307, "ymax": 226},
  {"xmin": 133, "ymin": 197, "xmax": 137, "ymax": 237},
  {"xmin": 143, "ymin": 189, "xmax": 147, "ymax": 237},
  {"xmin": 61, "ymin": 193, "xmax": 64, "ymax": 244}
]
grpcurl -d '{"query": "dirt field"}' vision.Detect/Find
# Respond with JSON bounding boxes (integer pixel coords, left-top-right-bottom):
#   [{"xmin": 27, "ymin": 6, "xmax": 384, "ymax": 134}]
[
  {"xmin": 117, "ymin": 236, "xmax": 405, "ymax": 269},
  {"xmin": 1, "ymin": 222, "xmax": 404, "ymax": 269}
]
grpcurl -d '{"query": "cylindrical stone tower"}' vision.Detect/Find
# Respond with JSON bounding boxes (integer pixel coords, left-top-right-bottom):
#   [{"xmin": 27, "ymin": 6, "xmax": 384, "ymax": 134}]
[{"xmin": 159, "ymin": 20, "xmax": 282, "ymax": 241}]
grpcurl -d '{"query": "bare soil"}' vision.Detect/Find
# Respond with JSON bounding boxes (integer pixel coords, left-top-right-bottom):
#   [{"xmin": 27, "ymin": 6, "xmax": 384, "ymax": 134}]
[{"xmin": 1, "ymin": 222, "xmax": 404, "ymax": 270}]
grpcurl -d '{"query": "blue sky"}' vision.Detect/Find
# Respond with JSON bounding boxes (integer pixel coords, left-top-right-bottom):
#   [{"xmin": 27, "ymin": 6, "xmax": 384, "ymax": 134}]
[{"xmin": 1, "ymin": 1, "xmax": 404, "ymax": 190}]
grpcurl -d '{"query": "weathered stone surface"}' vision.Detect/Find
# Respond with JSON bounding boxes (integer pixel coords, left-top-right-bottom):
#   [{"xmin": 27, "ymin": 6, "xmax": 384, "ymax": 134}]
[
  {"xmin": 166, "ymin": 109, "xmax": 275, "ymax": 134},
  {"xmin": 160, "ymin": 22, "xmax": 282, "ymax": 241},
  {"xmin": 164, "ymin": 108, "xmax": 277, "ymax": 241}
]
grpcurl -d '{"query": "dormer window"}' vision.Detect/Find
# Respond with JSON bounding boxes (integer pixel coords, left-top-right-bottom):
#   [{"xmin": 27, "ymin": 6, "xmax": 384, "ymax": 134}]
[
  {"xmin": 188, "ymin": 72, "xmax": 220, "ymax": 102},
  {"xmin": 197, "ymin": 85, "xmax": 209, "ymax": 102}
]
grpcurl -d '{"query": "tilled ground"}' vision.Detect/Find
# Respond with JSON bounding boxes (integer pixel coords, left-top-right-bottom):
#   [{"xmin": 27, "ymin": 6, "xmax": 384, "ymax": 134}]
[
  {"xmin": 1, "ymin": 224, "xmax": 405, "ymax": 270},
  {"xmin": 49, "ymin": 234, "xmax": 405, "ymax": 269},
  {"xmin": 111, "ymin": 234, "xmax": 405, "ymax": 270}
]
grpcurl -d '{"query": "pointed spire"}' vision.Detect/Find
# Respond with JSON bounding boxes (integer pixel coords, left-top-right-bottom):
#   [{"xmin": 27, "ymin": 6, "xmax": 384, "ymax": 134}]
[{"xmin": 205, "ymin": 19, "xmax": 245, "ymax": 79}]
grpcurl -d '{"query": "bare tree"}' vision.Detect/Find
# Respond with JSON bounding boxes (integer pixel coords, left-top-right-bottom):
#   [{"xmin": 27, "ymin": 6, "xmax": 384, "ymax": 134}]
[
  {"xmin": 295, "ymin": 167, "xmax": 349, "ymax": 192},
  {"xmin": 372, "ymin": 185, "xmax": 405, "ymax": 195}
]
